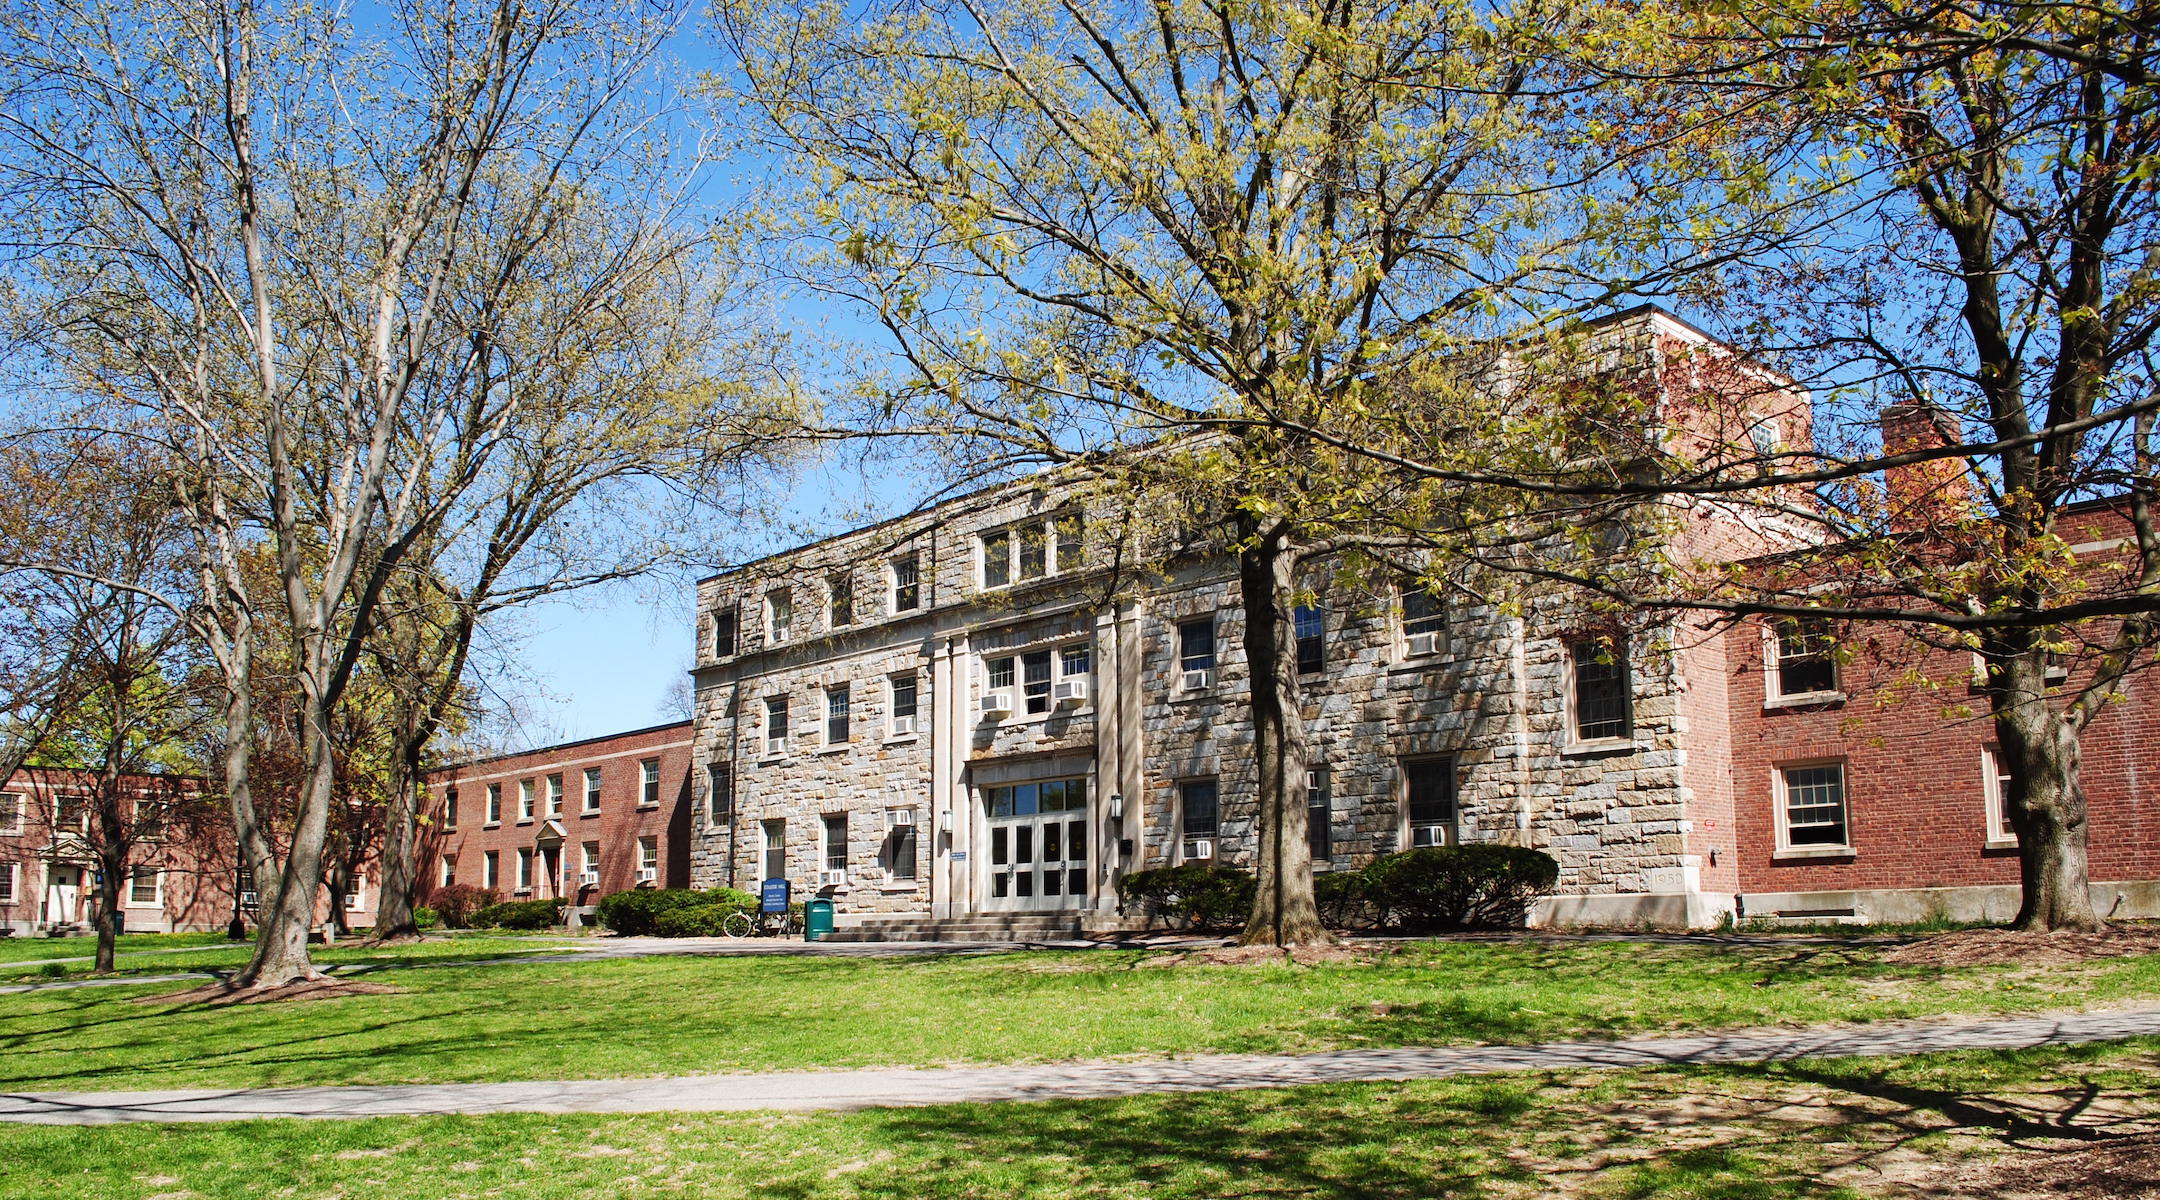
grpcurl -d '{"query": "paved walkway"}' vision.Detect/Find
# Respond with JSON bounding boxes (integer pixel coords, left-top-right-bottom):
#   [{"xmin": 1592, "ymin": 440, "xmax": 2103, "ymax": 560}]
[{"xmin": 4, "ymin": 1007, "xmax": 2155, "ymax": 1126}]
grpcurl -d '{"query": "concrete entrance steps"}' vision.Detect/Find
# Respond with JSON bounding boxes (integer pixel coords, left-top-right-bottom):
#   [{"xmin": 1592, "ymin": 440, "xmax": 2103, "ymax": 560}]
[{"xmin": 824, "ymin": 913, "xmax": 1086, "ymax": 943}]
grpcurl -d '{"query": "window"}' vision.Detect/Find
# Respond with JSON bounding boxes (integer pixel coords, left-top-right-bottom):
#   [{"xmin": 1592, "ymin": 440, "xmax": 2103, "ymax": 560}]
[
  {"xmin": 439, "ymin": 855, "xmax": 456, "ymax": 888},
  {"xmin": 0, "ymin": 862, "xmax": 14, "ymax": 904},
  {"xmin": 517, "ymin": 848, "xmax": 534, "ymax": 891},
  {"xmin": 982, "ymin": 530, "xmax": 1012, "ymax": 588},
  {"xmin": 1294, "ymin": 605, "xmax": 1325, "ymax": 674},
  {"xmin": 1779, "ymin": 763, "xmax": 1850, "ymax": 848},
  {"xmin": 1060, "ymin": 644, "xmax": 1090, "ymax": 678},
  {"xmin": 1401, "ymin": 581, "xmax": 1445, "ymax": 655},
  {"xmin": 828, "ymin": 573, "xmax": 854, "ymax": 628},
  {"xmin": 238, "ymin": 866, "xmax": 258, "ymax": 908},
  {"xmin": 1307, "ymin": 767, "xmax": 1331, "ymax": 860},
  {"xmin": 483, "ymin": 850, "xmax": 499, "ymax": 889},
  {"xmin": 638, "ymin": 836, "xmax": 659, "ymax": 882},
  {"xmin": 766, "ymin": 588, "xmax": 793, "ymax": 644},
  {"xmin": 55, "ymin": 794, "xmax": 86, "ymax": 832},
  {"xmin": 583, "ymin": 767, "xmax": 602, "ymax": 813},
  {"xmin": 823, "ymin": 814, "xmax": 848, "ymax": 875},
  {"xmin": 891, "ymin": 554, "xmax": 921, "ymax": 612},
  {"xmin": 889, "ymin": 673, "xmax": 919, "ymax": 727},
  {"xmin": 1569, "ymin": 640, "xmax": 1632, "ymax": 742},
  {"xmin": 707, "ymin": 761, "xmax": 734, "ymax": 825},
  {"xmin": 345, "ymin": 875, "xmax": 366, "ymax": 912},
  {"xmin": 1054, "ymin": 510, "xmax": 1084, "ymax": 569},
  {"xmin": 1017, "ymin": 523, "xmax": 1048, "ymax": 580},
  {"xmin": 0, "ymin": 792, "xmax": 20, "ymax": 833},
  {"xmin": 713, "ymin": 608, "xmax": 739, "ymax": 657},
  {"xmin": 765, "ymin": 696, "xmax": 790, "ymax": 755},
  {"xmin": 582, "ymin": 841, "xmax": 601, "ymax": 886},
  {"xmin": 443, "ymin": 787, "xmax": 459, "ymax": 830},
  {"xmin": 128, "ymin": 867, "xmax": 159, "ymax": 906},
  {"xmin": 985, "ymin": 655, "xmax": 1015, "ymax": 691},
  {"xmin": 982, "ymin": 515, "xmax": 1080, "ymax": 589},
  {"xmin": 825, "ymin": 683, "xmax": 851, "ymax": 745},
  {"xmin": 486, "ymin": 783, "xmax": 502, "ymax": 825},
  {"xmin": 1178, "ymin": 618, "xmax": 1216, "ymax": 684},
  {"xmin": 1982, "ymin": 747, "xmax": 2017, "ymax": 845},
  {"xmin": 639, "ymin": 758, "xmax": 662, "ymax": 807},
  {"xmin": 546, "ymin": 773, "xmax": 564, "ymax": 816},
  {"xmin": 1179, "ymin": 781, "xmax": 1219, "ymax": 860},
  {"xmin": 1770, "ymin": 617, "xmax": 1838, "ymax": 698},
  {"xmin": 1022, "ymin": 648, "xmax": 1053, "ymax": 714},
  {"xmin": 762, "ymin": 819, "xmax": 786, "ymax": 881},
  {"xmin": 1405, "ymin": 759, "xmax": 1457, "ymax": 848},
  {"xmin": 887, "ymin": 821, "xmax": 919, "ymax": 880},
  {"xmin": 518, "ymin": 779, "xmax": 536, "ymax": 821}
]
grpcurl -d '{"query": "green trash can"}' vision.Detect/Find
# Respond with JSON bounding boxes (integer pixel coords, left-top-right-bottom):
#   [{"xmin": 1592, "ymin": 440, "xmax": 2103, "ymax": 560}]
[{"xmin": 803, "ymin": 897, "xmax": 836, "ymax": 942}]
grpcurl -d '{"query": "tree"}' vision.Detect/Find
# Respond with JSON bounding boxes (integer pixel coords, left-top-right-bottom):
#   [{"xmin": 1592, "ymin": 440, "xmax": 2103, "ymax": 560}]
[{"xmin": 719, "ymin": 0, "xmax": 1634, "ymax": 944}]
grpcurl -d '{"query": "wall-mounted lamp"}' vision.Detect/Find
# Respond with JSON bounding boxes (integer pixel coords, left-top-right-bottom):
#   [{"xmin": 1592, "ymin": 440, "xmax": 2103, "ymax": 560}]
[
  {"xmin": 939, "ymin": 809, "xmax": 954, "ymax": 829},
  {"xmin": 1108, "ymin": 792, "xmax": 1125, "ymax": 822}
]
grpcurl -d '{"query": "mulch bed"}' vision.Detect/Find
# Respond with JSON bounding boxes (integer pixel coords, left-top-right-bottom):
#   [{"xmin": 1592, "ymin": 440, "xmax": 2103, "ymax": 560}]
[
  {"xmin": 1881, "ymin": 926, "xmax": 2160, "ymax": 968},
  {"xmin": 134, "ymin": 978, "xmax": 404, "ymax": 1006}
]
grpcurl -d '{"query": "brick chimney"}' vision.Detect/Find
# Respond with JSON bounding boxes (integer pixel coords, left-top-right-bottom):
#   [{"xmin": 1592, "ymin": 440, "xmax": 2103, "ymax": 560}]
[{"xmin": 1880, "ymin": 403, "xmax": 1971, "ymax": 533}]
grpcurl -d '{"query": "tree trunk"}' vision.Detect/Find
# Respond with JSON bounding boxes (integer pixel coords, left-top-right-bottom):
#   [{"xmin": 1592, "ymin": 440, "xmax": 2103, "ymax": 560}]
[
  {"xmin": 235, "ymin": 689, "xmax": 336, "ymax": 987},
  {"xmin": 1991, "ymin": 649, "xmax": 2105, "ymax": 932},
  {"xmin": 92, "ymin": 849, "xmax": 121, "ymax": 974},
  {"xmin": 1238, "ymin": 519, "xmax": 1329, "ymax": 947}
]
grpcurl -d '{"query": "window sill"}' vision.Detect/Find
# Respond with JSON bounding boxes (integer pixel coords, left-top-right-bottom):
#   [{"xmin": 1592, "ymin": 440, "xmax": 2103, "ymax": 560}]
[
  {"xmin": 637, "ymin": 803, "xmax": 660, "ymax": 811},
  {"xmin": 516, "ymin": 818, "xmax": 535, "ymax": 826},
  {"xmin": 580, "ymin": 809, "xmax": 600, "ymax": 819},
  {"xmin": 1763, "ymin": 690, "xmax": 1846, "ymax": 712},
  {"xmin": 1984, "ymin": 836, "xmax": 2020, "ymax": 852},
  {"xmin": 883, "ymin": 731, "xmax": 919, "ymax": 745},
  {"xmin": 124, "ymin": 899, "xmax": 162, "ymax": 909},
  {"xmin": 513, "ymin": 888, "xmax": 533, "ymax": 896},
  {"xmin": 1773, "ymin": 846, "xmax": 1855, "ymax": 861},
  {"xmin": 1169, "ymin": 689, "xmax": 1214, "ymax": 703},
  {"xmin": 483, "ymin": 822, "xmax": 501, "ymax": 830},
  {"xmin": 1561, "ymin": 737, "xmax": 1637, "ymax": 758},
  {"xmin": 816, "ymin": 744, "xmax": 850, "ymax": 755}
]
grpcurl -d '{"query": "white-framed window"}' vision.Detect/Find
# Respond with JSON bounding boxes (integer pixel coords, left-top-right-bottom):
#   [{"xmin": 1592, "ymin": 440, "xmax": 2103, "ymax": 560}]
[
  {"xmin": 0, "ymin": 791, "xmax": 22, "ymax": 834},
  {"xmin": 1, "ymin": 860, "xmax": 20, "ymax": 904},
  {"xmin": 828, "ymin": 572, "xmax": 854, "ymax": 628},
  {"xmin": 706, "ymin": 761, "xmax": 734, "ymax": 825},
  {"xmin": 979, "ymin": 511, "xmax": 1084, "ymax": 590},
  {"xmin": 443, "ymin": 787, "xmax": 459, "ymax": 830},
  {"xmin": 1178, "ymin": 780, "xmax": 1219, "ymax": 861},
  {"xmin": 1568, "ymin": 639, "xmax": 1632, "ymax": 743},
  {"xmin": 1400, "ymin": 580, "xmax": 1445, "ymax": 658},
  {"xmin": 1768, "ymin": 617, "xmax": 1838, "ymax": 699},
  {"xmin": 546, "ymin": 773, "xmax": 564, "ymax": 817},
  {"xmin": 888, "ymin": 673, "xmax": 919, "ymax": 735},
  {"xmin": 1307, "ymin": 766, "xmax": 1331, "ymax": 861},
  {"xmin": 766, "ymin": 587, "xmax": 793, "ymax": 644},
  {"xmin": 1776, "ymin": 762, "xmax": 1851, "ymax": 850},
  {"xmin": 638, "ymin": 836, "xmax": 659, "ymax": 883},
  {"xmin": 886, "ymin": 818, "xmax": 919, "ymax": 880},
  {"xmin": 765, "ymin": 695, "xmax": 791, "ymax": 756},
  {"xmin": 583, "ymin": 766, "xmax": 602, "ymax": 813},
  {"xmin": 483, "ymin": 850, "xmax": 499, "ymax": 889},
  {"xmin": 1981, "ymin": 746, "xmax": 2018, "ymax": 846},
  {"xmin": 1177, "ymin": 618, "xmax": 1215, "ymax": 689},
  {"xmin": 1404, "ymin": 758, "xmax": 1457, "ymax": 848},
  {"xmin": 825, "ymin": 683, "xmax": 851, "ymax": 746},
  {"xmin": 54, "ymin": 794, "xmax": 87, "ymax": 833},
  {"xmin": 439, "ymin": 854, "xmax": 457, "ymax": 888},
  {"xmin": 582, "ymin": 840, "xmax": 601, "ymax": 886},
  {"xmin": 823, "ymin": 813, "xmax": 848, "ymax": 880},
  {"xmin": 891, "ymin": 554, "xmax": 921, "ymax": 612},
  {"xmin": 762, "ymin": 819, "xmax": 786, "ymax": 882},
  {"xmin": 1294, "ymin": 605, "xmax": 1325, "ymax": 674},
  {"xmin": 485, "ymin": 782, "xmax": 502, "ymax": 825},
  {"xmin": 639, "ymin": 758, "xmax": 662, "ymax": 807},
  {"xmin": 1020, "ymin": 649, "xmax": 1054, "ymax": 713},
  {"xmin": 127, "ymin": 866, "xmax": 160, "ymax": 906},
  {"xmin": 712, "ymin": 608, "xmax": 739, "ymax": 658},
  {"xmin": 518, "ymin": 779, "xmax": 536, "ymax": 821},
  {"xmin": 345, "ymin": 874, "xmax": 366, "ymax": 912},
  {"xmin": 516, "ymin": 848, "xmax": 534, "ymax": 891}
]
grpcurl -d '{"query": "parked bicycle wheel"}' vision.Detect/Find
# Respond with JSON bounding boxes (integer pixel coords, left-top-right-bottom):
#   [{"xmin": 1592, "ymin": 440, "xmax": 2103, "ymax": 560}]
[{"xmin": 721, "ymin": 910, "xmax": 754, "ymax": 938}]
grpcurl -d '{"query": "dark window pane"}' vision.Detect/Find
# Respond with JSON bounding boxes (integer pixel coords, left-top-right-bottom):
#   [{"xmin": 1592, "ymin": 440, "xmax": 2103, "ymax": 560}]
[
  {"xmin": 1016, "ymin": 871, "xmax": 1033, "ymax": 897},
  {"xmin": 1294, "ymin": 605, "xmax": 1324, "ymax": 674},
  {"xmin": 1179, "ymin": 620, "xmax": 1216, "ymax": 671},
  {"xmin": 992, "ymin": 826, "xmax": 1009, "ymax": 865},
  {"xmin": 1571, "ymin": 642, "xmax": 1631, "ymax": 741},
  {"xmin": 1307, "ymin": 767, "xmax": 1330, "ymax": 860},
  {"xmin": 1015, "ymin": 826, "xmax": 1034, "ymax": 863},
  {"xmin": 1407, "ymin": 760, "xmax": 1456, "ymax": 827},
  {"xmin": 1043, "ymin": 821, "xmax": 1062, "ymax": 862},
  {"xmin": 1069, "ymin": 867, "xmax": 1086, "ymax": 895},
  {"xmin": 1180, "ymin": 781, "xmax": 1220, "ymax": 838},
  {"xmin": 1068, "ymin": 819, "xmax": 1087, "ymax": 861}
]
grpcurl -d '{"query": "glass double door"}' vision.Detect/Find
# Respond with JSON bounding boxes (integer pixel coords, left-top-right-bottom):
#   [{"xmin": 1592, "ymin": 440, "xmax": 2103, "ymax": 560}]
[{"xmin": 984, "ymin": 778, "xmax": 1088, "ymax": 910}]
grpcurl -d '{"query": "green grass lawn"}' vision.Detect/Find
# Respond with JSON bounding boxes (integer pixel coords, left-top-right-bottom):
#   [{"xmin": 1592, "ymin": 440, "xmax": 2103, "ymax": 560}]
[
  {"xmin": 0, "ymin": 931, "xmax": 235, "ymax": 965},
  {"xmin": 3, "ymin": 938, "xmax": 2156, "ymax": 1093},
  {"xmin": 2, "ymin": 1037, "xmax": 2152, "ymax": 1199},
  {"xmin": 0, "ymin": 933, "xmax": 590, "ymax": 982}
]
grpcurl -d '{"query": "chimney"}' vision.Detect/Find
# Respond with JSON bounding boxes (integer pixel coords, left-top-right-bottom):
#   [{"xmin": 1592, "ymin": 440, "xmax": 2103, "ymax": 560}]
[{"xmin": 1880, "ymin": 403, "xmax": 1971, "ymax": 533}]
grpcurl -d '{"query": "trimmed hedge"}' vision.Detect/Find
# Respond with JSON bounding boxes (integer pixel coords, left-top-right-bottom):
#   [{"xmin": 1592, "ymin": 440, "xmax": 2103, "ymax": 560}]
[
  {"xmin": 648, "ymin": 889, "xmax": 763, "ymax": 938},
  {"xmin": 1360, "ymin": 845, "xmax": 1559, "ymax": 931},
  {"xmin": 468, "ymin": 898, "xmax": 563, "ymax": 930},
  {"xmin": 595, "ymin": 887, "xmax": 759, "ymax": 936},
  {"xmin": 425, "ymin": 884, "xmax": 498, "ymax": 930},
  {"xmin": 1313, "ymin": 869, "xmax": 1376, "ymax": 930},
  {"xmin": 1116, "ymin": 865, "xmax": 1256, "ymax": 931}
]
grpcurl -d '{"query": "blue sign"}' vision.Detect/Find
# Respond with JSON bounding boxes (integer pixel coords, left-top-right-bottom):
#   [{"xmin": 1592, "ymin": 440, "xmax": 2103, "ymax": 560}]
[
  {"xmin": 760, "ymin": 878, "xmax": 790, "ymax": 913},
  {"xmin": 949, "ymin": 851, "xmax": 968, "ymax": 861}
]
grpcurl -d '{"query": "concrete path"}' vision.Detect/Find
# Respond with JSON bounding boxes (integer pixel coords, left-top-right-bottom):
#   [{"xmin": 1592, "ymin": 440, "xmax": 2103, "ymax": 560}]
[{"xmin": 4, "ymin": 1006, "xmax": 2155, "ymax": 1126}]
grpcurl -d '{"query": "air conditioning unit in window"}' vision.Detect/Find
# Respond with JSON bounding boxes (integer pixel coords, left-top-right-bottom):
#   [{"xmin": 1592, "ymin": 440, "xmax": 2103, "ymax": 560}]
[
  {"xmin": 886, "ymin": 807, "xmax": 916, "ymax": 829},
  {"xmin": 637, "ymin": 866, "xmax": 658, "ymax": 884},
  {"xmin": 1182, "ymin": 838, "xmax": 1215, "ymax": 860},
  {"xmin": 1053, "ymin": 679, "xmax": 1088, "ymax": 707},
  {"xmin": 1406, "ymin": 632, "xmax": 1441, "ymax": 658},
  {"xmin": 889, "ymin": 715, "xmax": 915, "ymax": 736},
  {"xmin": 980, "ymin": 692, "xmax": 1013, "ymax": 718},
  {"xmin": 1410, "ymin": 825, "xmax": 1449, "ymax": 848},
  {"xmin": 581, "ymin": 869, "xmax": 599, "ymax": 886},
  {"xmin": 1181, "ymin": 668, "xmax": 1212, "ymax": 691},
  {"xmin": 765, "ymin": 736, "xmax": 788, "ymax": 756},
  {"xmin": 820, "ymin": 868, "xmax": 848, "ymax": 887}
]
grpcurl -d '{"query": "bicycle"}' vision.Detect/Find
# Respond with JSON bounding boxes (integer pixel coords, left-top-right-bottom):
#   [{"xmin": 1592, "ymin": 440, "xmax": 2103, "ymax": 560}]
[{"xmin": 721, "ymin": 906, "xmax": 803, "ymax": 938}]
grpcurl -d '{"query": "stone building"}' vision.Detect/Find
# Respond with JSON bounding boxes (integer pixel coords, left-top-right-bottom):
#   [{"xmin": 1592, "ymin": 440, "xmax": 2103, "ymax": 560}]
[{"xmin": 679, "ymin": 308, "xmax": 2157, "ymax": 932}]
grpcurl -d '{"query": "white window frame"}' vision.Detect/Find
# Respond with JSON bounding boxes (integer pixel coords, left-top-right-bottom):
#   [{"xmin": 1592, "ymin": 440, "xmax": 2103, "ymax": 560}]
[
  {"xmin": 890, "ymin": 554, "xmax": 921, "ymax": 612},
  {"xmin": 887, "ymin": 673, "xmax": 919, "ymax": 739},
  {"xmin": 483, "ymin": 850, "xmax": 499, "ymax": 889},
  {"xmin": 54, "ymin": 793, "xmax": 88, "ymax": 833},
  {"xmin": 546, "ymin": 773, "xmax": 563, "ymax": 816},
  {"xmin": 764, "ymin": 695, "xmax": 791, "ymax": 757},
  {"xmin": 766, "ymin": 587, "xmax": 793, "ymax": 645},
  {"xmin": 485, "ymin": 782, "xmax": 502, "ymax": 826},
  {"xmin": 828, "ymin": 571, "xmax": 854, "ymax": 629},
  {"xmin": 1402, "ymin": 757, "xmax": 1458, "ymax": 849},
  {"xmin": 1177, "ymin": 617, "xmax": 1216, "ymax": 691},
  {"xmin": 1981, "ymin": 746, "xmax": 2018, "ymax": 848},
  {"xmin": 345, "ymin": 873, "xmax": 367, "ymax": 912},
  {"xmin": 0, "ymin": 860, "xmax": 18, "ymax": 905},
  {"xmin": 1565, "ymin": 639, "xmax": 1634, "ymax": 747},
  {"xmin": 581, "ymin": 840, "xmax": 602, "ymax": 886},
  {"xmin": 824, "ymin": 683, "xmax": 851, "ymax": 748},
  {"xmin": 978, "ymin": 513, "xmax": 1082, "ymax": 591},
  {"xmin": 762, "ymin": 819, "xmax": 786, "ymax": 882},
  {"xmin": 1400, "ymin": 580, "xmax": 1446, "ymax": 659},
  {"xmin": 1773, "ymin": 760, "xmax": 1853, "ymax": 856},
  {"xmin": 822, "ymin": 813, "xmax": 848, "ymax": 882},
  {"xmin": 516, "ymin": 848, "xmax": 534, "ymax": 892},
  {"xmin": 126, "ymin": 866, "xmax": 162, "ymax": 907},
  {"xmin": 583, "ymin": 766, "xmax": 602, "ymax": 813},
  {"xmin": 439, "ymin": 855, "xmax": 457, "ymax": 888},
  {"xmin": 0, "ymin": 791, "xmax": 22, "ymax": 834},
  {"xmin": 518, "ymin": 778, "xmax": 536, "ymax": 822},
  {"xmin": 639, "ymin": 758, "xmax": 662, "ymax": 807},
  {"xmin": 1177, "ymin": 779, "xmax": 1220, "ymax": 863},
  {"xmin": 1764, "ymin": 617, "xmax": 1842, "ymax": 703},
  {"xmin": 712, "ymin": 607, "xmax": 739, "ymax": 658},
  {"xmin": 638, "ymin": 836, "xmax": 659, "ymax": 883}
]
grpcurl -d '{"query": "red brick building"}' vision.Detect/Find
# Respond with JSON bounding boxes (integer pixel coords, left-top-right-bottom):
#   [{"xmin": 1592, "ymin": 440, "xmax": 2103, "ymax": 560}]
[{"xmin": 419, "ymin": 721, "xmax": 695, "ymax": 924}]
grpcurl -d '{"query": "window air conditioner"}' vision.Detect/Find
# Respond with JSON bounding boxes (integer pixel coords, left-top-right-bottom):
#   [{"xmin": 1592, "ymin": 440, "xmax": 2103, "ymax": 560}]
[
  {"xmin": 1411, "ymin": 825, "xmax": 1449, "ymax": 848},
  {"xmin": 980, "ymin": 692, "xmax": 1013, "ymax": 717},
  {"xmin": 1406, "ymin": 632, "xmax": 1441, "ymax": 658},
  {"xmin": 637, "ymin": 866, "xmax": 658, "ymax": 883},
  {"xmin": 765, "ymin": 736, "xmax": 788, "ymax": 756},
  {"xmin": 1182, "ymin": 838, "xmax": 1215, "ymax": 860},
  {"xmin": 581, "ymin": 870, "xmax": 598, "ymax": 886},
  {"xmin": 1052, "ymin": 679, "xmax": 1088, "ymax": 707},
  {"xmin": 1181, "ymin": 669, "xmax": 1212, "ymax": 691},
  {"xmin": 886, "ymin": 807, "xmax": 917, "ymax": 829},
  {"xmin": 889, "ymin": 714, "xmax": 916, "ymax": 736},
  {"xmin": 820, "ymin": 868, "xmax": 848, "ymax": 887}
]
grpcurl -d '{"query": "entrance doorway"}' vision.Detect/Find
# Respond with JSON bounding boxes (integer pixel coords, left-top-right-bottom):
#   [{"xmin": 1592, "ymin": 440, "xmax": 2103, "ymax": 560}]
[
  {"xmin": 984, "ymin": 777, "xmax": 1087, "ymax": 911},
  {"xmin": 43, "ymin": 865, "xmax": 82, "ymax": 927}
]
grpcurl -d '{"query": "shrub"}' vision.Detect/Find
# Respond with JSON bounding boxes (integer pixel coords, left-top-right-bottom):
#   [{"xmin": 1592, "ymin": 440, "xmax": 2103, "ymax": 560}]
[
  {"xmin": 425, "ymin": 884, "xmax": 498, "ymax": 930},
  {"xmin": 1314, "ymin": 869, "xmax": 1377, "ymax": 930},
  {"xmin": 1360, "ymin": 845, "xmax": 1560, "ymax": 931},
  {"xmin": 412, "ymin": 906, "xmax": 440, "ymax": 931},
  {"xmin": 651, "ymin": 899, "xmax": 756, "ymax": 937},
  {"xmin": 594, "ymin": 887, "xmax": 758, "ymax": 936},
  {"xmin": 468, "ymin": 898, "xmax": 563, "ymax": 930},
  {"xmin": 1117, "ymin": 864, "xmax": 1255, "ymax": 931}
]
